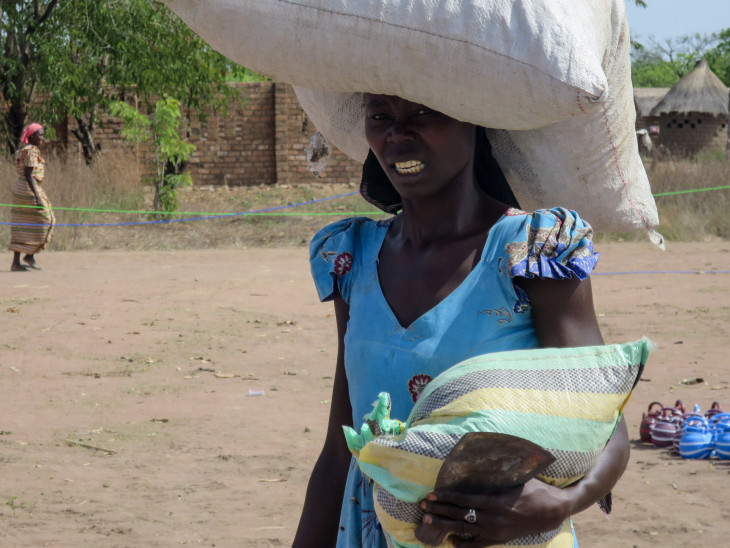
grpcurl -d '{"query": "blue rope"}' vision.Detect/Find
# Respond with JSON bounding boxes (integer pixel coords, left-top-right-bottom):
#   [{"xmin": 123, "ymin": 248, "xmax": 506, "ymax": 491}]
[
  {"xmin": 594, "ymin": 270, "xmax": 730, "ymax": 275},
  {"xmin": 0, "ymin": 191, "xmax": 359, "ymax": 228}
]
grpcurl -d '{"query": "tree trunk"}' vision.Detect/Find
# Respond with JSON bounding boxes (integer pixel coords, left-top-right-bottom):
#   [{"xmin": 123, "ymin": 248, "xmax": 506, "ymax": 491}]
[
  {"xmin": 4, "ymin": 96, "xmax": 29, "ymax": 156},
  {"xmin": 70, "ymin": 116, "xmax": 101, "ymax": 165},
  {"xmin": 1, "ymin": 32, "xmax": 32, "ymax": 156},
  {"xmin": 152, "ymin": 159, "xmax": 189, "ymax": 212}
]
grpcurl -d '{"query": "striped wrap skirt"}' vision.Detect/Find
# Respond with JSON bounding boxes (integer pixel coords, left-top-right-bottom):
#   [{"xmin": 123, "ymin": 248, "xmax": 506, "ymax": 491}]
[{"xmin": 8, "ymin": 177, "xmax": 55, "ymax": 255}]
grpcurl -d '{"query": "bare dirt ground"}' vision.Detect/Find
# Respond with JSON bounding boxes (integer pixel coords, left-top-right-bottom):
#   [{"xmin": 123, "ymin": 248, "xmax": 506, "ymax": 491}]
[{"xmin": 1, "ymin": 240, "xmax": 729, "ymax": 547}]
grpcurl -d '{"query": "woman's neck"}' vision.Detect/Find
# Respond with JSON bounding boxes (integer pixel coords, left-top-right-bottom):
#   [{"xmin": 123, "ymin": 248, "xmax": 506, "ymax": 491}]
[{"xmin": 395, "ymin": 184, "xmax": 505, "ymax": 247}]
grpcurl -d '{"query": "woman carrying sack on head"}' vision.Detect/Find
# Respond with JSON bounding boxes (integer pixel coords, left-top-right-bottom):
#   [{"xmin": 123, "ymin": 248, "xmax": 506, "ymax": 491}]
[
  {"xmin": 9, "ymin": 123, "xmax": 56, "ymax": 271},
  {"xmin": 294, "ymin": 95, "xmax": 630, "ymax": 548}
]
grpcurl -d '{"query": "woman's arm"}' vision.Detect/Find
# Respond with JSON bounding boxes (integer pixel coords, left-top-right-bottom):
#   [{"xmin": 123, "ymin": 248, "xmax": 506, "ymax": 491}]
[
  {"xmin": 514, "ymin": 276, "xmax": 630, "ymax": 513},
  {"xmin": 293, "ymin": 293, "xmax": 353, "ymax": 547},
  {"xmin": 517, "ymin": 276, "xmax": 604, "ymax": 347},
  {"xmin": 24, "ymin": 166, "xmax": 42, "ymax": 206},
  {"xmin": 418, "ymin": 276, "xmax": 630, "ymax": 546}
]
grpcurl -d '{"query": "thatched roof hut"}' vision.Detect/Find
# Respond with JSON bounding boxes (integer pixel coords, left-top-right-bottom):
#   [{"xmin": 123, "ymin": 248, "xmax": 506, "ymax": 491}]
[
  {"xmin": 633, "ymin": 88, "xmax": 668, "ymax": 151},
  {"xmin": 647, "ymin": 60, "xmax": 728, "ymax": 155},
  {"xmin": 634, "ymin": 88, "xmax": 670, "ymax": 119},
  {"xmin": 649, "ymin": 60, "xmax": 728, "ymax": 117}
]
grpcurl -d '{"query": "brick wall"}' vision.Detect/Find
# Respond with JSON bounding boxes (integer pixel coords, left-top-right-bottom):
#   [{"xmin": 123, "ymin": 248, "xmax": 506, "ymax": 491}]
[
  {"xmin": 185, "ymin": 82, "xmax": 277, "ymax": 186},
  {"xmin": 658, "ymin": 113, "xmax": 728, "ymax": 155},
  {"xmin": 273, "ymin": 84, "xmax": 362, "ymax": 186},
  {"xmin": 61, "ymin": 82, "xmax": 362, "ymax": 187}
]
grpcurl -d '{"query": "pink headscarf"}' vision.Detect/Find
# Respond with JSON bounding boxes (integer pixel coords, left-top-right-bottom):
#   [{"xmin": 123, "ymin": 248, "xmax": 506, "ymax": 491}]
[{"xmin": 20, "ymin": 123, "xmax": 43, "ymax": 145}]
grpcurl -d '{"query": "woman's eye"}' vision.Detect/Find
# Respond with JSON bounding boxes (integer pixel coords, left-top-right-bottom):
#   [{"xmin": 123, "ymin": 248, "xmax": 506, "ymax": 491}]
[{"xmin": 369, "ymin": 113, "xmax": 389, "ymax": 121}]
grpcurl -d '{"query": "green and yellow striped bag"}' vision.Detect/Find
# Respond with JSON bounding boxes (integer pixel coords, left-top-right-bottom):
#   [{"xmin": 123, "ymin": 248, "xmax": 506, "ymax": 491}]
[{"xmin": 344, "ymin": 339, "xmax": 649, "ymax": 548}]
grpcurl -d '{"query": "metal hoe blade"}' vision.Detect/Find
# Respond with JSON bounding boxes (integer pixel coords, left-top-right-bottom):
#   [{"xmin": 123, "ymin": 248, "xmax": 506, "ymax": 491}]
[{"xmin": 435, "ymin": 432, "xmax": 556, "ymax": 493}]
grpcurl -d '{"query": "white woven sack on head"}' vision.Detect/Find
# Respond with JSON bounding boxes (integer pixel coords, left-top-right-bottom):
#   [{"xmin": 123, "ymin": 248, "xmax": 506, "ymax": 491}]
[
  {"xmin": 294, "ymin": 1, "xmax": 661, "ymax": 239},
  {"xmin": 161, "ymin": 0, "xmax": 610, "ymax": 129}
]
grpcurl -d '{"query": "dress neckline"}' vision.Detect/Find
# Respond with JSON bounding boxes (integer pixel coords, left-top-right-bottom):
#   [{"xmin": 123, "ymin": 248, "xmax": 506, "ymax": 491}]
[{"xmin": 373, "ymin": 211, "xmax": 510, "ymax": 330}]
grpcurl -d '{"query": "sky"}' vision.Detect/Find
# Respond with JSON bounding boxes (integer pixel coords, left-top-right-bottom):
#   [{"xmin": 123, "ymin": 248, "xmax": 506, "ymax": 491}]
[{"xmin": 625, "ymin": 0, "xmax": 730, "ymax": 43}]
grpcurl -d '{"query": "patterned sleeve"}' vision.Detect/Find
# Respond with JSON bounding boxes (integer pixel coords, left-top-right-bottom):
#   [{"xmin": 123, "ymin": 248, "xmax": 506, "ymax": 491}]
[
  {"xmin": 23, "ymin": 146, "xmax": 41, "ymax": 168},
  {"xmin": 505, "ymin": 208, "xmax": 599, "ymax": 280},
  {"xmin": 309, "ymin": 218, "xmax": 362, "ymax": 304}
]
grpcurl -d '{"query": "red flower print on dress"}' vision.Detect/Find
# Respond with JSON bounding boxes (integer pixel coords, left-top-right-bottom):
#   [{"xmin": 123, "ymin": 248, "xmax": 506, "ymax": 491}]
[
  {"xmin": 408, "ymin": 374, "xmax": 433, "ymax": 403},
  {"xmin": 334, "ymin": 252, "xmax": 353, "ymax": 277}
]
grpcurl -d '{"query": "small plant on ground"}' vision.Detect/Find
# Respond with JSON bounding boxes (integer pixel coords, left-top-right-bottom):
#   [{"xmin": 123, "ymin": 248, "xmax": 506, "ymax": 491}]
[{"xmin": 6, "ymin": 495, "xmax": 20, "ymax": 515}]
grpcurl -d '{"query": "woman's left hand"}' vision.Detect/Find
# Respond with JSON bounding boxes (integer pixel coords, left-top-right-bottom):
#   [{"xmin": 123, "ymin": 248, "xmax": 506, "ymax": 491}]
[{"xmin": 416, "ymin": 478, "xmax": 571, "ymax": 547}]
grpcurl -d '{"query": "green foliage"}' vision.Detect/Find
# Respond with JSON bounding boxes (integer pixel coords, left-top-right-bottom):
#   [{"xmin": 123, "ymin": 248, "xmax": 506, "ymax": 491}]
[
  {"xmin": 704, "ymin": 29, "xmax": 730, "ymax": 86},
  {"xmin": 110, "ymin": 97, "xmax": 195, "ymax": 213},
  {"xmin": 632, "ymin": 57, "xmax": 680, "ymax": 87},
  {"xmin": 631, "ymin": 29, "xmax": 730, "ymax": 87},
  {"xmin": 35, "ymin": 0, "xmax": 244, "ymax": 162},
  {"xmin": 109, "ymin": 102, "xmax": 150, "ymax": 145},
  {"xmin": 226, "ymin": 66, "xmax": 270, "ymax": 83},
  {"xmin": 6, "ymin": 495, "xmax": 20, "ymax": 515},
  {"xmin": 2, "ymin": 0, "xmax": 257, "ymax": 160}
]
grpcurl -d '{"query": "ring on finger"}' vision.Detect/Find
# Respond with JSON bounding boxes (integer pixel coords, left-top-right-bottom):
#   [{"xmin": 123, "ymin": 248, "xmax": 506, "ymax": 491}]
[{"xmin": 464, "ymin": 508, "xmax": 477, "ymax": 524}]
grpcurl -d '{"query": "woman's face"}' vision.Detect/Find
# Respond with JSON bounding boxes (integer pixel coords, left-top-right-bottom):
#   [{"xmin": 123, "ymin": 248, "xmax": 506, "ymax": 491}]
[
  {"xmin": 29, "ymin": 129, "xmax": 45, "ymax": 146},
  {"xmin": 364, "ymin": 94, "xmax": 476, "ymax": 201}
]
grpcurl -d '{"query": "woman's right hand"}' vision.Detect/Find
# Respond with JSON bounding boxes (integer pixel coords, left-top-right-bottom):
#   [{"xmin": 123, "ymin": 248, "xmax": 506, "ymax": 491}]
[{"xmin": 416, "ymin": 477, "xmax": 571, "ymax": 547}]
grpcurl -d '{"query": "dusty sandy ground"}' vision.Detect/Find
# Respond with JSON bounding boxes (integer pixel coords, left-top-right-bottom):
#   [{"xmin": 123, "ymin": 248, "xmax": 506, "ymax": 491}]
[{"xmin": 1, "ymin": 241, "xmax": 729, "ymax": 547}]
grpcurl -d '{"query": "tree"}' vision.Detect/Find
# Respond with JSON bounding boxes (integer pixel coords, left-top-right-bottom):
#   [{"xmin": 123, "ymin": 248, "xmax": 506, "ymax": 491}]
[
  {"xmin": 110, "ymin": 97, "xmax": 195, "ymax": 213},
  {"xmin": 0, "ymin": 1, "xmax": 60, "ymax": 154},
  {"xmin": 1, "ymin": 0, "xmax": 254, "ymax": 161},
  {"xmin": 704, "ymin": 28, "xmax": 730, "ymax": 86},
  {"xmin": 35, "ymin": 0, "xmax": 245, "ymax": 164},
  {"xmin": 631, "ymin": 31, "xmax": 729, "ymax": 87},
  {"xmin": 631, "ymin": 45, "xmax": 680, "ymax": 87}
]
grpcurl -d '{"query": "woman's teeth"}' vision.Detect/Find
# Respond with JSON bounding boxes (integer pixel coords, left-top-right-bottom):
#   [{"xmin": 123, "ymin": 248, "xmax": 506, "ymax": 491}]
[{"xmin": 394, "ymin": 160, "xmax": 424, "ymax": 175}]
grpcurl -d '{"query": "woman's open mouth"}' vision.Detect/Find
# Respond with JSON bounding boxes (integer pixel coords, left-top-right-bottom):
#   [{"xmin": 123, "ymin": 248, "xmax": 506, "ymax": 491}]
[{"xmin": 393, "ymin": 160, "xmax": 424, "ymax": 175}]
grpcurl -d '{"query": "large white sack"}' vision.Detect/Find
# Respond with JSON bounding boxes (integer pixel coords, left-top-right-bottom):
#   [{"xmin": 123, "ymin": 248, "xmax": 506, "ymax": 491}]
[
  {"xmin": 161, "ymin": 0, "xmax": 610, "ymax": 130},
  {"xmin": 163, "ymin": 0, "xmax": 661, "ymax": 239}
]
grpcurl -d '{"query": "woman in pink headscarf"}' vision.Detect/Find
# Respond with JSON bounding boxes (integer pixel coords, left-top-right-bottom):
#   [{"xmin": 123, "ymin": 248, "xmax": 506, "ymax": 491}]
[{"xmin": 8, "ymin": 123, "xmax": 56, "ymax": 271}]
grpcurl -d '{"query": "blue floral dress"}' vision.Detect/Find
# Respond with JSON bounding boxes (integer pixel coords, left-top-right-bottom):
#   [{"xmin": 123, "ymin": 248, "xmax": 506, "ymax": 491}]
[{"xmin": 309, "ymin": 207, "xmax": 598, "ymax": 548}]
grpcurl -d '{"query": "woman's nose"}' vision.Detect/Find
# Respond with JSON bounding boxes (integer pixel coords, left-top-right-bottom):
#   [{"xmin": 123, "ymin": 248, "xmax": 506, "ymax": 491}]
[{"xmin": 386, "ymin": 120, "xmax": 415, "ymax": 144}]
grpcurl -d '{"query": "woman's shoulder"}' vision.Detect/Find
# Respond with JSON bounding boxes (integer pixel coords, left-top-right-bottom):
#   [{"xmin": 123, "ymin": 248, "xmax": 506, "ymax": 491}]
[
  {"xmin": 309, "ymin": 216, "xmax": 392, "ymax": 303},
  {"xmin": 491, "ymin": 206, "xmax": 593, "ymax": 239},
  {"xmin": 487, "ymin": 207, "xmax": 598, "ymax": 280},
  {"xmin": 17, "ymin": 144, "xmax": 41, "ymax": 160},
  {"xmin": 310, "ymin": 216, "xmax": 391, "ymax": 254}
]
